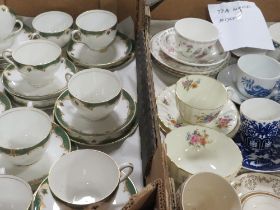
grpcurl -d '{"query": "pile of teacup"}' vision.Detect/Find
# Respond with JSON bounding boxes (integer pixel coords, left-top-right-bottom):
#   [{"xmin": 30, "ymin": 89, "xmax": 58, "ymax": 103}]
[
  {"xmin": 150, "ymin": 18, "xmax": 231, "ymax": 78},
  {"xmin": 0, "ymin": 107, "xmax": 134, "ymax": 208}
]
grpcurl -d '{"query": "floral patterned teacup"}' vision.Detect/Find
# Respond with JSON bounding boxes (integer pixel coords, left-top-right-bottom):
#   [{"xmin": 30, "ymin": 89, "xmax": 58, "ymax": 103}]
[
  {"xmin": 236, "ymin": 54, "xmax": 280, "ymax": 98},
  {"xmin": 174, "ymin": 18, "xmax": 219, "ymax": 58},
  {"xmin": 176, "ymin": 75, "xmax": 228, "ymax": 125},
  {"xmin": 240, "ymin": 98, "xmax": 280, "ymax": 151},
  {"xmin": 72, "ymin": 10, "xmax": 117, "ymax": 51}
]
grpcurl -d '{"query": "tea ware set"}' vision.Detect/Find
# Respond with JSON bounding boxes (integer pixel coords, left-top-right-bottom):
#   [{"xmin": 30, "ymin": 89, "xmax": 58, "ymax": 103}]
[
  {"xmin": 153, "ymin": 18, "xmax": 280, "ymax": 209},
  {"xmin": 0, "ymin": 6, "xmax": 137, "ymax": 210},
  {"xmin": 150, "ymin": 18, "xmax": 231, "ymax": 78}
]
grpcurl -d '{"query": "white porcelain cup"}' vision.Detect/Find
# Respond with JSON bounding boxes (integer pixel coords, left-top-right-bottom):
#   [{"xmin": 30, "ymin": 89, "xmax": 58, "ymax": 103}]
[
  {"xmin": 72, "ymin": 10, "xmax": 117, "ymax": 51},
  {"xmin": 0, "ymin": 107, "xmax": 52, "ymax": 165},
  {"xmin": 32, "ymin": 11, "xmax": 73, "ymax": 47},
  {"xmin": 236, "ymin": 54, "xmax": 280, "ymax": 98},
  {"xmin": 180, "ymin": 172, "xmax": 241, "ymax": 210},
  {"xmin": 0, "ymin": 174, "xmax": 33, "ymax": 210},
  {"xmin": 2, "ymin": 40, "xmax": 63, "ymax": 87},
  {"xmin": 65, "ymin": 68, "xmax": 122, "ymax": 120},
  {"xmin": 48, "ymin": 149, "xmax": 133, "ymax": 208},
  {"xmin": 176, "ymin": 75, "xmax": 228, "ymax": 124},
  {"xmin": 0, "ymin": 5, "xmax": 23, "ymax": 41},
  {"xmin": 174, "ymin": 18, "xmax": 219, "ymax": 58}
]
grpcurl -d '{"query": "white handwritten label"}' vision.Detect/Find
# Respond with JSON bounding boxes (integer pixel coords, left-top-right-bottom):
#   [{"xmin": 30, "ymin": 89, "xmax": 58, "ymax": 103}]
[{"xmin": 208, "ymin": 1, "xmax": 274, "ymax": 51}]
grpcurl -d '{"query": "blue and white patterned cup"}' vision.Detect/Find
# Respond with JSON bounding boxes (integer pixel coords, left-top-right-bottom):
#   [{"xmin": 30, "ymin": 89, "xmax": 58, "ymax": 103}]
[
  {"xmin": 236, "ymin": 54, "xmax": 280, "ymax": 98},
  {"xmin": 240, "ymin": 98, "xmax": 280, "ymax": 151}
]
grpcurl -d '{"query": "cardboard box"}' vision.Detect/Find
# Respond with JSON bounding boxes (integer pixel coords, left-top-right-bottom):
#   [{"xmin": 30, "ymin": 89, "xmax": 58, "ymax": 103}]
[{"xmin": 151, "ymin": 0, "xmax": 280, "ymax": 21}]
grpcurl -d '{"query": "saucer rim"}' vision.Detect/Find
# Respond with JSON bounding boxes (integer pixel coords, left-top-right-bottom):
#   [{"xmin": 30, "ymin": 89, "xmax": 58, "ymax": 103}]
[
  {"xmin": 0, "ymin": 91, "xmax": 12, "ymax": 111},
  {"xmin": 66, "ymin": 32, "xmax": 134, "ymax": 69},
  {"xmin": 159, "ymin": 27, "xmax": 229, "ymax": 67},
  {"xmin": 156, "ymin": 85, "xmax": 239, "ymax": 136},
  {"xmin": 32, "ymin": 175, "xmax": 137, "ymax": 209},
  {"xmin": 54, "ymin": 89, "xmax": 137, "ymax": 137},
  {"xmin": 2, "ymin": 58, "xmax": 77, "ymax": 100}
]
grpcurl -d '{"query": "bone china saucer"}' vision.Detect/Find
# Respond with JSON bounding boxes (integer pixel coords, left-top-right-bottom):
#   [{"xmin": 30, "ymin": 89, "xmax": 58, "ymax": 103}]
[
  {"xmin": 67, "ymin": 32, "xmax": 134, "ymax": 69},
  {"xmin": 159, "ymin": 28, "xmax": 229, "ymax": 67},
  {"xmin": 2, "ymin": 58, "xmax": 77, "ymax": 100},
  {"xmin": 54, "ymin": 89, "xmax": 137, "ymax": 145},
  {"xmin": 234, "ymin": 133, "xmax": 280, "ymax": 172},
  {"xmin": 33, "ymin": 175, "xmax": 136, "ymax": 210},
  {"xmin": 217, "ymin": 64, "xmax": 280, "ymax": 104},
  {"xmin": 156, "ymin": 85, "xmax": 239, "ymax": 137},
  {"xmin": 231, "ymin": 173, "xmax": 280, "ymax": 210},
  {"xmin": 0, "ymin": 124, "xmax": 71, "ymax": 191}
]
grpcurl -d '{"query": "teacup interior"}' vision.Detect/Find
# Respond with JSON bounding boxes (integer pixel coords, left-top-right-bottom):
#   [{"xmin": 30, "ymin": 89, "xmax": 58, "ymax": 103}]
[
  {"xmin": 48, "ymin": 150, "xmax": 120, "ymax": 205},
  {"xmin": 0, "ymin": 175, "xmax": 33, "ymax": 210},
  {"xmin": 0, "ymin": 108, "xmax": 51, "ymax": 149},
  {"xmin": 13, "ymin": 41, "xmax": 61, "ymax": 65},
  {"xmin": 238, "ymin": 54, "xmax": 280, "ymax": 79},
  {"xmin": 175, "ymin": 18, "xmax": 218, "ymax": 43},
  {"xmin": 33, "ymin": 11, "xmax": 73, "ymax": 33},
  {"xmin": 69, "ymin": 69, "xmax": 121, "ymax": 103},
  {"xmin": 76, "ymin": 10, "xmax": 117, "ymax": 31},
  {"xmin": 182, "ymin": 173, "xmax": 240, "ymax": 210},
  {"xmin": 176, "ymin": 75, "xmax": 227, "ymax": 109},
  {"xmin": 241, "ymin": 98, "xmax": 280, "ymax": 121}
]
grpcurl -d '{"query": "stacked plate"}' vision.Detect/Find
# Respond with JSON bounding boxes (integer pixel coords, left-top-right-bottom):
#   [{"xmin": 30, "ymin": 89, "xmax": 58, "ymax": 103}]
[
  {"xmin": 2, "ymin": 58, "xmax": 77, "ymax": 109},
  {"xmin": 53, "ymin": 89, "xmax": 137, "ymax": 147},
  {"xmin": 150, "ymin": 27, "xmax": 230, "ymax": 78}
]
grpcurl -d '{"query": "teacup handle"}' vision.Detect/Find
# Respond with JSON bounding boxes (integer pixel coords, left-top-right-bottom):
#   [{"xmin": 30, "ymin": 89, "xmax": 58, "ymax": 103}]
[
  {"xmin": 29, "ymin": 32, "xmax": 41, "ymax": 40},
  {"xmin": 119, "ymin": 163, "xmax": 133, "ymax": 183},
  {"xmin": 10, "ymin": 20, "xmax": 23, "ymax": 37},
  {"xmin": 2, "ymin": 49, "xmax": 18, "ymax": 68},
  {"xmin": 71, "ymin": 30, "xmax": 82, "ymax": 43},
  {"xmin": 65, "ymin": 72, "xmax": 74, "ymax": 82}
]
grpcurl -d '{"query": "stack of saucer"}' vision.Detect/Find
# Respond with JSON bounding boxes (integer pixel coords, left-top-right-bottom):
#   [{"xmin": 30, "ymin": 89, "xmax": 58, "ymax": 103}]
[
  {"xmin": 67, "ymin": 10, "xmax": 134, "ymax": 69},
  {"xmin": 1, "ymin": 40, "xmax": 77, "ymax": 109},
  {"xmin": 150, "ymin": 18, "xmax": 230, "ymax": 78},
  {"xmin": 53, "ymin": 68, "xmax": 137, "ymax": 147}
]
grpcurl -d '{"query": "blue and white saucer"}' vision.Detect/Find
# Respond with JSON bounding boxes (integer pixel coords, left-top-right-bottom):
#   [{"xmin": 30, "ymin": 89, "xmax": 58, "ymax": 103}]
[
  {"xmin": 234, "ymin": 132, "xmax": 280, "ymax": 173},
  {"xmin": 217, "ymin": 64, "xmax": 280, "ymax": 105}
]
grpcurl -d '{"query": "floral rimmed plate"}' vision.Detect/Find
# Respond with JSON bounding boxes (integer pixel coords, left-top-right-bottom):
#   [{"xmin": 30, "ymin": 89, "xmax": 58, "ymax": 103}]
[
  {"xmin": 234, "ymin": 133, "xmax": 280, "ymax": 172},
  {"xmin": 0, "ymin": 124, "xmax": 71, "ymax": 191},
  {"xmin": 159, "ymin": 28, "xmax": 229, "ymax": 67},
  {"xmin": 231, "ymin": 173, "xmax": 280, "ymax": 210},
  {"xmin": 32, "ymin": 175, "xmax": 137, "ymax": 210},
  {"xmin": 67, "ymin": 32, "xmax": 134, "ymax": 69},
  {"xmin": 0, "ymin": 91, "xmax": 12, "ymax": 113},
  {"xmin": 156, "ymin": 85, "xmax": 239, "ymax": 137},
  {"xmin": 2, "ymin": 58, "xmax": 77, "ymax": 100},
  {"xmin": 54, "ymin": 89, "xmax": 137, "ymax": 145},
  {"xmin": 150, "ymin": 31, "xmax": 231, "ymax": 76},
  {"xmin": 217, "ymin": 64, "xmax": 280, "ymax": 104}
]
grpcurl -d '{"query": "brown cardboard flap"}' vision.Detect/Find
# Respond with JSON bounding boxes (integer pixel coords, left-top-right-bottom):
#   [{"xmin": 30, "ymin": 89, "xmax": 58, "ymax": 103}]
[
  {"xmin": 151, "ymin": 0, "xmax": 280, "ymax": 21},
  {"xmin": 2, "ymin": 0, "xmax": 136, "ymax": 21}
]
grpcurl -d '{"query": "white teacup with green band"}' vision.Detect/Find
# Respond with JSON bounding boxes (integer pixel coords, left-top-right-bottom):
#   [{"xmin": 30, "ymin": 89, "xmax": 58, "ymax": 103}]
[
  {"xmin": 0, "ymin": 107, "xmax": 52, "ymax": 166},
  {"xmin": 48, "ymin": 149, "xmax": 133, "ymax": 209},
  {"xmin": 31, "ymin": 11, "xmax": 73, "ymax": 47},
  {"xmin": 2, "ymin": 40, "xmax": 63, "ymax": 87},
  {"xmin": 65, "ymin": 68, "xmax": 122, "ymax": 121},
  {"xmin": 72, "ymin": 10, "xmax": 117, "ymax": 51},
  {"xmin": 0, "ymin": 5, "xmax": 23, "ymax": 41}
]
